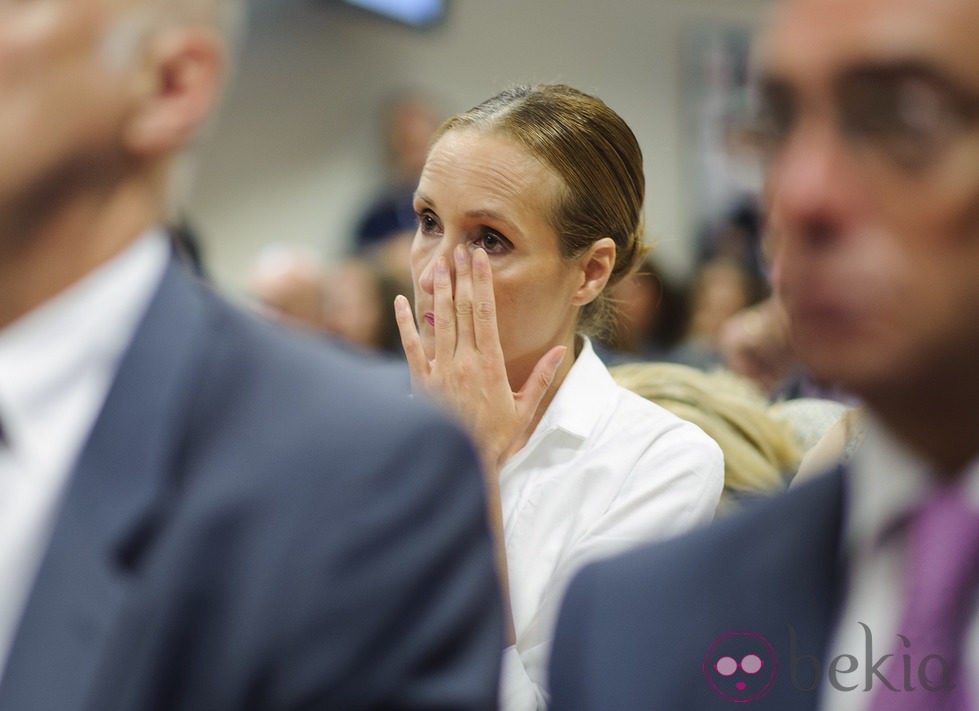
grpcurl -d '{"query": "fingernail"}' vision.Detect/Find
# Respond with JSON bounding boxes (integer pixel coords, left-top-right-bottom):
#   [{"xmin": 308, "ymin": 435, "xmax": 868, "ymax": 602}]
[
  {"xmin": 454, "ymin": 244, "xmax": 466, "ymax": 265},
  {"xmin": 436, "ymin": 256, "xmax": 448, "ymax": 278},
  {"xmin": 473, "ymin": 248, "xmax": 488, "ymax": 271}
]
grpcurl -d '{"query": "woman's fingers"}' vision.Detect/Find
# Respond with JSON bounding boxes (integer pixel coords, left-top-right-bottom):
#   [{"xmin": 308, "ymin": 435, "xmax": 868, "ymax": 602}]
[
  {"xmin": 433, "ymin": 255, "xmax": 457, "ymax": 358},
  {"xmin": 515, "ymin": 345, "xmax": 567, "ymax": 420},
  {"xmin": 453, "ymin": 245, "xmax": 475, "ymax": 348},
  {"xmin": 394, "ymin": 295, "xmax": 430, "ymax": 383},
  {"xmin": 471, "ymin": 248, "xmax": 504, "ymax": 358},
  {"xmin": 399, "ymin": 249, "xmax": 562, "ymax": 472}
]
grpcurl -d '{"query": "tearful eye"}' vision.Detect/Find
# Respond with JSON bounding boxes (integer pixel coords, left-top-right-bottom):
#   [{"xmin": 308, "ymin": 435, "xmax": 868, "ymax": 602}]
[
  {"xmin": 474, "ymin": 231, "xmax": 511, "ymax": 254},
  {"xmin": 481, "ymin": 234, "xmax": 502, "ymax": 251}
]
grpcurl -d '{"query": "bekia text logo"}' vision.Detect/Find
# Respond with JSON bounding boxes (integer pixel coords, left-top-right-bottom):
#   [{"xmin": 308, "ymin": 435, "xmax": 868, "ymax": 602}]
[
  {"xmin": 703, "ymin": 630, "xmax": 778, "ymax": 702},
  {"xmin": 704, "ymin": 624, "xmax": 955, "ymax": 702}
]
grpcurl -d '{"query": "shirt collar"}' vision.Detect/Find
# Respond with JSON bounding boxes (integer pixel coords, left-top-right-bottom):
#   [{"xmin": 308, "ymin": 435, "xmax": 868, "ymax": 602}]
[
  {"xmin": 526, "ymin": 336, "xmax": 617, "ymax": 443},
  {"xmin": 0, "ymin": 229, "xmax": 170, "ymax": 465},
  {"xmin": 846, "ymin": 413, "xmax": 979, "ymax": 553}
]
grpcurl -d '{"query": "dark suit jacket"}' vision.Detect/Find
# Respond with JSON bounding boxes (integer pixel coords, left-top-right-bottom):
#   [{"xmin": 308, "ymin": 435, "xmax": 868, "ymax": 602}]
[
  {"xmin": 0, "ymin": 258, "xmax": 503, "ymax": 711},
  {"xmin": 550, "ymin": 470, "xmax": 846, "ymax": 710}
]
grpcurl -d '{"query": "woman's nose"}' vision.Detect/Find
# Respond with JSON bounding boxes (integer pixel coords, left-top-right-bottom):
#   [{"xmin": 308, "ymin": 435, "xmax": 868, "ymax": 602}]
[{"xmin": 417, "ymin": 239, "xmax": 456, "ymax": 296}]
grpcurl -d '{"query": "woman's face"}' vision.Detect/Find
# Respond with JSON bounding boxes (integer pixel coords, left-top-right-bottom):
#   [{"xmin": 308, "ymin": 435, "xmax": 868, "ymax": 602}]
[{"xmin": 410, "ymin": 128, "xmax": 585, "ymax": 387}]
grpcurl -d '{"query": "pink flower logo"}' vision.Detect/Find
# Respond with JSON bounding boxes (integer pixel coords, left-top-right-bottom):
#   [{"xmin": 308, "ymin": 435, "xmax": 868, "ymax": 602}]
[{"xmin": 704, "ymin": 630, "xmax": 778, "ymax": 702}]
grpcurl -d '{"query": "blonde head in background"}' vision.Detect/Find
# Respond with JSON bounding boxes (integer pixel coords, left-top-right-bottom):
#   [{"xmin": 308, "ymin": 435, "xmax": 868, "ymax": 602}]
[{"xmin": 611, "ymin": 362, "xmax": 801, "ymax": 514}]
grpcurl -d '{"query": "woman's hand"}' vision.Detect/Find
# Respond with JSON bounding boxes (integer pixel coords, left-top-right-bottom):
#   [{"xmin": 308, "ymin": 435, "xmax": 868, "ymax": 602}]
[
  {"xmin": 394, "ymin": 245, "xmax": 566, "ymax": 475},
  {"xmin": 395, "ymin": 244, "xmax": 564, "ymax": 647}
]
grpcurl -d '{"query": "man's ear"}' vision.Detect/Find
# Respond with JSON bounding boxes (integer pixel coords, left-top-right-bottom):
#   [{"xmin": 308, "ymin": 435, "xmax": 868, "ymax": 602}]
[
  {"xmin": 124, "ymin": 27, "xmax": 226, "ymax": 157},
  {"xmin": 571, "ymin": 237, "xmax": 616, "ymax": 306}
]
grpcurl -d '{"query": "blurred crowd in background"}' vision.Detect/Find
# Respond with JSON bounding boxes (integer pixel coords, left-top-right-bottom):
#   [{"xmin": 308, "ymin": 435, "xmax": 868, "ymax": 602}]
[
  {"xmin": 168, "ymin": 89, "xmax": 862, "ymax": 516},
  {"xmin": 225, "ymin": 90, "xmax": 846, "ymax": 395}
]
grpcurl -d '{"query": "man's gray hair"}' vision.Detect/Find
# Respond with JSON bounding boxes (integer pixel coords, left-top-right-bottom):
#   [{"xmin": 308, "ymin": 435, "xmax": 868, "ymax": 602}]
[
  {"xmin": 104, "ymin": 0, "xmax": 249, "ymax": 217},
  {"xmin": 110, "ymin": 0, "xmax": 247, "ymax": 68},
  {"xmin": 153, "ymin": 0, "xmax": 248, "ymax": 64}
]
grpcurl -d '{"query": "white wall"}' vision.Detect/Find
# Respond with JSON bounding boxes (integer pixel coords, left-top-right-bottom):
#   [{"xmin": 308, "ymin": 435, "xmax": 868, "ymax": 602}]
[{"xmin": 189, "ymin": 0, "xmax": 773, "ymax": 294}]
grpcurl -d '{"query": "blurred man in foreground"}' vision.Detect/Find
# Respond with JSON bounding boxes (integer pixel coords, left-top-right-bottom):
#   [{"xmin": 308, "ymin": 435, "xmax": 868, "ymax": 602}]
[
  {"xmin": 550, "ymin": 0, "xmax": 979, "ymax": 708},
  {"xmin": 0, "ymin": 1, "xmax": 502, "ymax": 709}
]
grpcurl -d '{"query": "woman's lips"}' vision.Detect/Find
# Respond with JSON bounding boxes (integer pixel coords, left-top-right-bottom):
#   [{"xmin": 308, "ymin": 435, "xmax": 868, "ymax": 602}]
[{"xmin": 424, "ymin": 312, "xmax": 435, "ymax": 326}]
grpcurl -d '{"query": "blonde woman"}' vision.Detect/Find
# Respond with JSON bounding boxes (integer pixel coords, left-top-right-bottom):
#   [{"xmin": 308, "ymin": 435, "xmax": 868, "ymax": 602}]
[{"xmin": 395, "ymin": 84, "xmax": 724, "ymax": 709}]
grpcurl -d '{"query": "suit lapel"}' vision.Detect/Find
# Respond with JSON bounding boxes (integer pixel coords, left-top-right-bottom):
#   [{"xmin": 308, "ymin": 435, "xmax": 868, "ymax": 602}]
[{"xmin": 0, "ymin": 260, "xmax": 212, "ymax": 711}]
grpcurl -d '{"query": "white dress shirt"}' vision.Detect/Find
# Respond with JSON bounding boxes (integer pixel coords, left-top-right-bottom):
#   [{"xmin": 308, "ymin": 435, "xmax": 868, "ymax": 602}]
[
  {"xmin": 499, "ymin": 338, "xmax": 725, "ymax": 710},
  {"xmin": 0, "ymin": 230, "xmax": 169, "ymax": 679},
  {"xmin": 820, "ymin": 415, "xmax": 979, "ymax": 711}
]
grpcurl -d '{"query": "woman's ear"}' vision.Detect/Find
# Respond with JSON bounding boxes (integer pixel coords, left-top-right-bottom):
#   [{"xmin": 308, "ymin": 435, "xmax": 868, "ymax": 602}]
[
  {"xmin": 571, "ymin": 237, "xmax": 616, "ymax": 306},
  {"xmin": 124, "ymin": 26, "xmax": 226, "ymax": 157}
]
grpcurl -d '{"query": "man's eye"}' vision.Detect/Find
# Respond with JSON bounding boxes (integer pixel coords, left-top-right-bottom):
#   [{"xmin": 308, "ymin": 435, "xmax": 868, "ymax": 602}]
[
  {"xmin": 841, "ymin": 76, "xmax": 962, "ymax": 170},
  {"xmin": 754, "ymin": 87, "xmax": 795, "ymax": 159}
]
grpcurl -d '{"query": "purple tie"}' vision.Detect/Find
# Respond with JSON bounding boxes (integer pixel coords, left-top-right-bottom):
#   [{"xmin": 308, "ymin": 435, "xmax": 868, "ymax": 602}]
[{"xmin": 870, "ymin": 483, "xmax": 979, "ymax": 710}]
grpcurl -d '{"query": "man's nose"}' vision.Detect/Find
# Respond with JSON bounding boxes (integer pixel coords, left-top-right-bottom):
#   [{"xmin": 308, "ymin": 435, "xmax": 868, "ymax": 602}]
[
  {"xmin": 765, "ymin": 115, "xmax": 862, "ymax": 256},
  {"xmin": 769, "ymin": 119, "xmax": 846, "ymax": 225}
]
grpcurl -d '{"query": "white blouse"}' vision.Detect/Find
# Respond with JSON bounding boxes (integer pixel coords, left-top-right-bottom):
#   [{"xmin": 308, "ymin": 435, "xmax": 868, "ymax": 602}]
[{"xmin": 499, "ymin": 338, "xmax": 724, "ymax": 709}]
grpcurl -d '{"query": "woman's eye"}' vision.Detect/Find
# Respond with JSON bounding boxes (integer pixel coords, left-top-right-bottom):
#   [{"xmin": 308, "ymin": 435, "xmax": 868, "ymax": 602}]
[
  {"xmin": 474, "ymin": 231, "xmax": 510, "ymax": 254},
  {"xmin": 417, "ymin": 212, "xmax": 441, "ymax": 235}
]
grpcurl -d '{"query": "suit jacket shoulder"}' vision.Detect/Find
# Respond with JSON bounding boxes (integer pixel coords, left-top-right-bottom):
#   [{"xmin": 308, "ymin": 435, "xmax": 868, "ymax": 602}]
[
  {"xmin": 1, "ymin": 261, "xmax": 503, "ymax": 711},
  {"xmin": 550, "ymin": 469, "xmax": 847, "ymax": 710}
]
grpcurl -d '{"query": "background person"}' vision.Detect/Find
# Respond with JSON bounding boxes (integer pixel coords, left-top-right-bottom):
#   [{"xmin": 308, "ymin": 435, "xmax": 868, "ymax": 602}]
[
  {"xmin": 246, "ymin": 242, "xmax": 329, "ymax": 331},
  {"xmin": 352, "ymin": 91, "xmax": 443, "ymax": 254},
  {"xmin": 394, "ymin": 84, "xmax": 724, "ymax": 710},
  {"xmin": 667, "ymin": 256, "xmax": 766, "ymax": 371},
  {"xmin": 592, "ymin": 253, "xmax": 688, "ymax": 366},
  {"xmin": 322, "ymin": 256, "xmax": 405, "ymax": 355}
]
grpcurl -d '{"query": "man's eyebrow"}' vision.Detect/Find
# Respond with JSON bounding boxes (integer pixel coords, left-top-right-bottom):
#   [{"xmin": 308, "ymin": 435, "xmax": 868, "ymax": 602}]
[
  {"xmin": 840, "ymin": 60, "xmax": 953, "ymax": 85},
  {"xmin": 755, "ymin": 61, "xmax": 979, "ymax": 117},
  {"xmin": 838, "ymin": 60, "xmax": 979, "ymax": 109},
  {"xmin": 758, "ymin": 60, "xmax": 974, "ymax": 92}
]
